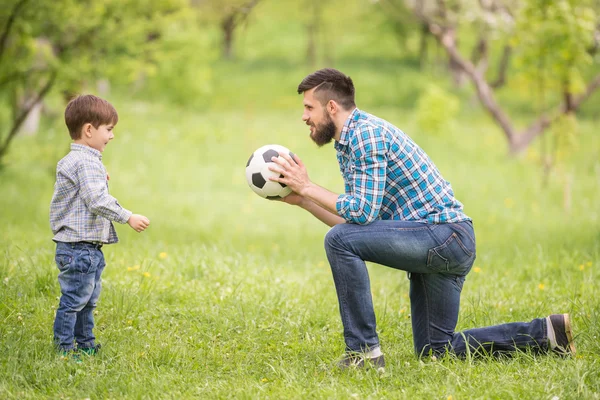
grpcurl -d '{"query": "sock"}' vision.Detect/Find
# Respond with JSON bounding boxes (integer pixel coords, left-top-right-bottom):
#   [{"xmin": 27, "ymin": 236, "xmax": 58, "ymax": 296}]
[
  {"xmin": 546, "ymin": 316, "xmax": 557, "ymax": 349},
  {"xmin": 365, "ymin": 346, "xmax": 382, "ymax": 358}
]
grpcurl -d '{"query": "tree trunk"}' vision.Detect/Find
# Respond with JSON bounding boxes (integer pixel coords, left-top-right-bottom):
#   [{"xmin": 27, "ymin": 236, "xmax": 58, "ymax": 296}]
[
  {"xmin": 419, "ymin": 23, "xmax": 428, "ymax": 68},
  {"xmin": 0, "ymin": 70, "xmax": 56, "ymax": 162},
  {"xmin": 222, "ymin": 15, "xmax": 235, "ymax": 59},
  {"xmin": 19, "ymin": 99, "xmax": 42, "ymax": 136}
]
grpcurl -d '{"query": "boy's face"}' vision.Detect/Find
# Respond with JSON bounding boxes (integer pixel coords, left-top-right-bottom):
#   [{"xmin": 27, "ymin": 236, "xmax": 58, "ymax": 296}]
[{"xmin": 82, "ymin": 123, "xmax": 115, "ymax": 153}]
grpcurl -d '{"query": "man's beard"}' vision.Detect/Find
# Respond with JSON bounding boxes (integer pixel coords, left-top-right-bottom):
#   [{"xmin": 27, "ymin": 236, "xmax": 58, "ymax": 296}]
[{"xmin": 310, "ymin": 111, "xmax": 337, "ymax": 147}]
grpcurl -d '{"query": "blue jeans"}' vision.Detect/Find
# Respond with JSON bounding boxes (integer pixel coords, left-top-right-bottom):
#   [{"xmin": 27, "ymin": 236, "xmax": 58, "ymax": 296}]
[
  {"xmin": 53, "ymin": 241, "xmax": 105, "ymax": 351},
  {"xmin": 324, "ymin": 220, "xmax": 549, "ymax": 357}
]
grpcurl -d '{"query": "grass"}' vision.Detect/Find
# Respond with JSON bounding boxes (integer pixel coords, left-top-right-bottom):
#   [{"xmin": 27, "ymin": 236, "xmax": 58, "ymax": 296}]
[
  {"xmin": 1, "ymin": 3, "xmax": 600, "ymax": 394},
  {"xmin": 1, "ymin": 88, "xmax": 599, "ymax": 398}
]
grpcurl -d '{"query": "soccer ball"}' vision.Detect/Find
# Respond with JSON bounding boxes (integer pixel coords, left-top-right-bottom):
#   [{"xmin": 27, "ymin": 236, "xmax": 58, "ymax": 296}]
[{"xmin": 245, "ymin": 144, "xmax": 293, "ymax": 199}]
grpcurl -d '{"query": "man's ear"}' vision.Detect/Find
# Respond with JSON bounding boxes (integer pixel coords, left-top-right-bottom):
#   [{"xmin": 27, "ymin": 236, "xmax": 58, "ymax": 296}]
[{"xmin": 327, "ymin": 100, "xmax": 338, "ymax": 115}]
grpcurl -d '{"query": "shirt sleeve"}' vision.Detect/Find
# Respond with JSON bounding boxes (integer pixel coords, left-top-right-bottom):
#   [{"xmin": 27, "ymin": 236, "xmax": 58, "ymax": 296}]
[
  {"xmin": 336, "ymin": 124, "xmax": 387, "ymax": 225},
  {"xmin": 77, "ymin": 158, "xmax": 132, "ymax": 224}
]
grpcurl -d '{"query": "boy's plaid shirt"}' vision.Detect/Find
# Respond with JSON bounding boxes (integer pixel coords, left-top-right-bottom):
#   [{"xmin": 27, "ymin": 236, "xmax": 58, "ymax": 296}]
[
  {"xmin": 334, "ymin": 108, "xmax": 470, "ymax": 225},
  {"xmin": 50, "ymin": 144, "xmax": 132, "ymax": 244}
]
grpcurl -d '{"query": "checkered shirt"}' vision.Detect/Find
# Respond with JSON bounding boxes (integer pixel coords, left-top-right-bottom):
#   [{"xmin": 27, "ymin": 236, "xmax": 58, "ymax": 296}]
[
  {"xmin": 334, "ymin": 108, "xmax": 470, "ymax": 225},
  {"xmin": 50, "ymin": 144, "xmax": 132, "ymax": 244}
]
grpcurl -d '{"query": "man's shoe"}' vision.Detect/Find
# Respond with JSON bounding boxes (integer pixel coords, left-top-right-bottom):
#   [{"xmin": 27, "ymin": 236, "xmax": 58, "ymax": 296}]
[
  {"xmin": 547, "ymin": 314, "xmax": 576, "ymax": 355},
  {"xmin": 78, "ymin": 343, "xmax": 102, "ymax": 356},
  {"xmin": 338, "ymin": 353, "xmax": 385, "ymax": 370}
]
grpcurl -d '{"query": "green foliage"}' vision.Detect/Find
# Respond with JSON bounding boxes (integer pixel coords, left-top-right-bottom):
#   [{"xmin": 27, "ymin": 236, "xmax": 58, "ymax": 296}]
[
  {"xmin": 0, "ymin": 0, "xmax": 192, "ymax": 90},
  {"xmin": 132, "ymin": 13, "xmax": 217, "ymax": 108},
  {"xmin": 513, "ymin": 0, "xmax": 598, "ymax": 96},
  {"xmin": 415, "ymin": 84, "xmax": 460, "ymax": 135},
  {"xmin": 551, "ymin": 113, "xmax": 580, "ymax": 164}
]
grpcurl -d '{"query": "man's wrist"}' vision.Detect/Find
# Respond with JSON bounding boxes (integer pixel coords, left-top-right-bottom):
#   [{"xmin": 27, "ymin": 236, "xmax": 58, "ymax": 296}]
[{"xmin": 298, "ymin": 182, "xmax": 315, "ymax": 198}]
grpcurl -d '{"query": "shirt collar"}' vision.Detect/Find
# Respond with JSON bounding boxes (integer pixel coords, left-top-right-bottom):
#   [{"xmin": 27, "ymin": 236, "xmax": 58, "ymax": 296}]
[
  {"xmin": 71, "ymin": 143, "xmax": 102, "ymax": 160},
  {"xmin": 336, "ymin": 108, "xmax": 360, "ymax": 149}
]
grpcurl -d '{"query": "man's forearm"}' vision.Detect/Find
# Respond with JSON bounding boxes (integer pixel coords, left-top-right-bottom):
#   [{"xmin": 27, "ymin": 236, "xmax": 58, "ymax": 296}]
[
  {"xmin": 300, "ymin": 198, "xmax": 346, "ymax": 227},
  {"xmin": 299, "ymin": 183, "xmax": 346, "ymax": 227}
]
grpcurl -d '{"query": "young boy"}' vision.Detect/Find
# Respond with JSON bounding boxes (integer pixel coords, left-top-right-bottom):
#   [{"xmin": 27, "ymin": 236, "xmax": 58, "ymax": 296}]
[{"xmin": 50, "ymin": 94, "xmax": 150, "ymax": 356}]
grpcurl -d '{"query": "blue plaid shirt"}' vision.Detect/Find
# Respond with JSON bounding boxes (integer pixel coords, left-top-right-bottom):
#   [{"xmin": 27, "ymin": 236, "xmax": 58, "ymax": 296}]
[
  {"xmin": 50, "ymin": 144, "xmax": 132, "ymax": 244},
  {"xmin": 335, "ymin": 108, "xmax": 470, "ymax": 225}
]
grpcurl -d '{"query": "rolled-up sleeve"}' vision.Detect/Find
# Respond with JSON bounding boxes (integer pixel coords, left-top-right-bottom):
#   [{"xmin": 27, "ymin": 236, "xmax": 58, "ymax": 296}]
[{"xmin": 336, "ymin": 125, "xmax": 387, "ymax": 225}]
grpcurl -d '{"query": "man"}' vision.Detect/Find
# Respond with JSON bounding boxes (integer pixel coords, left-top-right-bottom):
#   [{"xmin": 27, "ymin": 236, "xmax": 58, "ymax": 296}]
[{"xmin": 269, "ymin": 68, "xmax": 575, "ymax": 368}]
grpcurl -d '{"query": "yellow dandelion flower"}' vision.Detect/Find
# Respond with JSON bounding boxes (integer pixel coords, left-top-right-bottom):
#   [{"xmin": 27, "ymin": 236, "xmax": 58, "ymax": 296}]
[
  {"xmin": 261, "ymin": 378, "xmax": 268, "ymax": 383},
  {"xmin": 127, "ymin": 265, "xmax": 140, "ymax": 271},
  {"xmin": 473, "ymin": 267, "xmax": 481, "ymax": 273},
  {"xmin": 538, "ymin": 283, "xmax": 545, "ymax": 290},
  {"xmin": 579, "ymin": 264, "xmax": 585, "ymax": 271},
  {"xmin": 159, "ymin": 252, "xmax": 168, "ymax": 259},
  {"xmin": 143, "ymin": 272, "xmax": 151, "ymax": 277},
  {"xmin": 447, "ymin": 396, "xmax": 453, "ymax": 400},
  {"xmin": 586, "ymin": 261, "xmax": 592, "ymax": 267}
]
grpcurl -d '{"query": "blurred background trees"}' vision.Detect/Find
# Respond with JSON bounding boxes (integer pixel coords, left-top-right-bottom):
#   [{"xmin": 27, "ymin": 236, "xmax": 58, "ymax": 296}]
[{"xmin": 0, "ymin": 0, "xmax": 598, "ymax": 163}]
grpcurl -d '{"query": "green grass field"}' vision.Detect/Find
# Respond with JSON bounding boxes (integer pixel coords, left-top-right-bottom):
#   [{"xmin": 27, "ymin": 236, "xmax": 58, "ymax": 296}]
[{"xmin": 1, "ymin": 59, "xmax": 600, "ymax": 399}]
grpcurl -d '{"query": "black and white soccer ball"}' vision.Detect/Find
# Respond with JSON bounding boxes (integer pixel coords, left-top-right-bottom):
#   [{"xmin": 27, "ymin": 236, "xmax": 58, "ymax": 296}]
[{"xmin": 245, "ymin": 144, "xmax": 293, "ymax": 199}]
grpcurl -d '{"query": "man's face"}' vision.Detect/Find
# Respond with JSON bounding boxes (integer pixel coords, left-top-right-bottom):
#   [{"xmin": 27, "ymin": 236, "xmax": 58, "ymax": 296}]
[
  {"xmin": 302, "ymin": 89, "xmax": 337, "ymax": 147},
  {"xmin": 87, "ymin": 123, "xmax": 115, "ymax": 153}
]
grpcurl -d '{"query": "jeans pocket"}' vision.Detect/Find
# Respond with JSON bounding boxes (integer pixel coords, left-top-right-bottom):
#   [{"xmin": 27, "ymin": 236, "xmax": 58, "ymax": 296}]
[
  {"xmin": 427, "ymin": 233, "xmax": 474, "ymax": 273},
  {"xmin": 55, "ymin": 252, "xmax": 73, "ymax": 270},
  {"xmin": 76, "ymin": 249, "xmax": 95, "ymax": 274}
]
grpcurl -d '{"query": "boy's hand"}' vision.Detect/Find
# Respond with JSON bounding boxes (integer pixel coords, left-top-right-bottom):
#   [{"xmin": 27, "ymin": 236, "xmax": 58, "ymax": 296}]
[{"xmin": 127, "ymin": 214, "xmax": 150, "ymax": 232}]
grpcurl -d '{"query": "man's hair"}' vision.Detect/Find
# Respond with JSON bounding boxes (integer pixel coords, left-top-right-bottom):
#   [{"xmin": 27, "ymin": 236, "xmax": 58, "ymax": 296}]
[
  {"xmin": 64, "ymin": 94, "xmax": 118, "ymax": 140},
  {"xmin": 297, "ymin": 68, "xmax": 356, "ymax": 110}
]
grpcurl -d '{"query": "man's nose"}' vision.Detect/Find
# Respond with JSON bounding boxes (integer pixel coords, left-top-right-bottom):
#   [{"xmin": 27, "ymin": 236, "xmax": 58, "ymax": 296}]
[{"xmin": 302, "ymin": 111, "xmax": 309, "ymax": 122}]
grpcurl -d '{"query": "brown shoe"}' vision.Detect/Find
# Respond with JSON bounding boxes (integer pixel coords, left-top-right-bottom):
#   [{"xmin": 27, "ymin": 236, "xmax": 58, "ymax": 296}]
[{"xmin": 548, "ymin": 314, "xmax": 576, "ymax": 355}]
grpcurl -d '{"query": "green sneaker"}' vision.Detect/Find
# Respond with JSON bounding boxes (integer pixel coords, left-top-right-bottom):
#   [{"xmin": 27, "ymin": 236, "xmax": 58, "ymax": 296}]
[
  {"xmin": 78, "ymin": 344, "xmax": 102, "ymax": 356},
  {"xmin": 59, "ymin": 349, "xmax": 82, "ymax": 363}
]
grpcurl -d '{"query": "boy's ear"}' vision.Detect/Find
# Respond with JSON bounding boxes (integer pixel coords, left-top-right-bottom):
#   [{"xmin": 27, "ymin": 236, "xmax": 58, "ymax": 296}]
[{"xmin": 83, "ymin": 123, "xmax": 93, "ymax": 138}]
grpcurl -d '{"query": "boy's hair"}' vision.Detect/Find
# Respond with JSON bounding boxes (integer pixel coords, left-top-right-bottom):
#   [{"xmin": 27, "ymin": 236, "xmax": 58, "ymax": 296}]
[
  {"xmin": 64, "ymin": 94, "xmax": 119, "ymax": 140},
  {"xmin": 297, "ymin": 68, "xmax": 356, "ymax": 110}
]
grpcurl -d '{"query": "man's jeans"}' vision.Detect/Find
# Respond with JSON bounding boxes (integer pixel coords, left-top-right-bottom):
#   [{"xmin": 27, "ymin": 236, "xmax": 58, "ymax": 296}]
[
  {"xmin": 324, "ymin": 220, "xmax": 549, "ymax": 357},
  {"xmin": 53, "ymin": 242, "xmax": 105, "ymax": 351}
]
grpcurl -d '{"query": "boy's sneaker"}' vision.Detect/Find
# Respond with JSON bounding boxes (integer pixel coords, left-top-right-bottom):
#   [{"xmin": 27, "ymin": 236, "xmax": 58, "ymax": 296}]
[
  {"xmin": 337, "ymin": 353, "xmax": 385, "ymax": 370},
  {"xmin": 78, "ymin": 343, "xmax": 102, "ymax": 356},
  {"xmin": 547, "ymin": 314, "xmax": 576, "ymax": 356},
  {"xmin": 59, "ymin": 349, "xmax": 82, "ymax": 363}
]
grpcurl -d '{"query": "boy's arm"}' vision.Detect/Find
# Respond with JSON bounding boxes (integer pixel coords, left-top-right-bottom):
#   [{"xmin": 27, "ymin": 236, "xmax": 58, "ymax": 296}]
[{"xmin": 77, "ymin": 159, "xmax": 132, "ymax": 223}]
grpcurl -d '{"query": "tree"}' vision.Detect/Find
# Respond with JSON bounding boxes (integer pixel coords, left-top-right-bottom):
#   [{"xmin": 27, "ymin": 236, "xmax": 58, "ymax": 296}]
[
  {"xmin": 0, "ymin": 0, "xmax": 192, "ymax": 163},
  {"xmin": 379, "ymin": 0, "xmax": 600, "ymax": 155},
  {"xmin": 191, "ymin": 0, "xmax": 261, "ymax": 59}
]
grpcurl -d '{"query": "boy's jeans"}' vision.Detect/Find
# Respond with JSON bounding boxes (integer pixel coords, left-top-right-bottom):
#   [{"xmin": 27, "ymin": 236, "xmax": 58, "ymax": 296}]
[
  {"xmin": 53, "ymin": 241, "xmax": 105, "ymax": 351},
  {"xmin": 324, "ymin": 220, "xmax": 549, "ymax": 357}
]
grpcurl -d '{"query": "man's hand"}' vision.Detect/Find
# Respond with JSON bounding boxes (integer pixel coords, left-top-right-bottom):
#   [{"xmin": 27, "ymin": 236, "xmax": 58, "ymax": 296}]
[
  {"xmin": 269, "ymin": 152, "xmax": 311, "ymax": 196},
  {"xmin": 128, "ymin": 214, "xmax": 150, "ymax": 232},
  {"xmin": 280, "ymin": 192, "xmax": 305, "ymax": 206}
]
